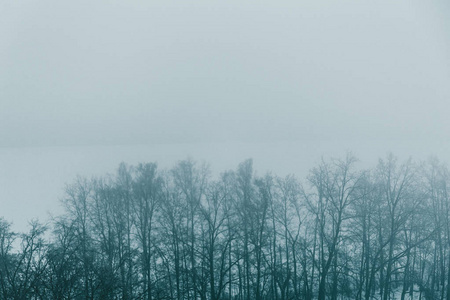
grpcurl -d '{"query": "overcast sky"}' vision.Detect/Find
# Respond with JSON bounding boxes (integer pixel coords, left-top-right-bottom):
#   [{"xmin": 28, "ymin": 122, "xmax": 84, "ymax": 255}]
[{"xmin": 1, "ymin": 0, "xmax": 450, "ymax": 232}]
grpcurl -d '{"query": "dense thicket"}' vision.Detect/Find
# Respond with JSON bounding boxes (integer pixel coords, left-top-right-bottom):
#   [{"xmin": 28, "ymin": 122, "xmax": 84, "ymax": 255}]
[{"xmin": 1, "ymin": 154, "xmax": 450, "ymax": 300}]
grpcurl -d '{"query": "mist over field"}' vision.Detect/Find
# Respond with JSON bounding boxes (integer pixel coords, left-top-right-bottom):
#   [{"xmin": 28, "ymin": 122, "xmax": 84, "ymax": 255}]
[
  {"xmin": 1, "ymin": 0, "xmax": 450, "ymax": 298},
  {"xmin": 2, "ymin": 139, "xmax": 450, "ymax": 234}
]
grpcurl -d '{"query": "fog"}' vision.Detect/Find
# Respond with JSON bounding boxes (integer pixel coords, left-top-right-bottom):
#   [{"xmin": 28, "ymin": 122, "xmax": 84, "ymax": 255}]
[{"xmin": 1, "ymin": 0, "xmax": 449, "ymax": 232}]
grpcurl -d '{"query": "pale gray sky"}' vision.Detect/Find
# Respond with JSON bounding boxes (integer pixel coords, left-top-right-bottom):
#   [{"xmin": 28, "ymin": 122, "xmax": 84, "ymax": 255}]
[{"xmin": 1, "ymin": 0, "xmax": 450, "ymax": 232}]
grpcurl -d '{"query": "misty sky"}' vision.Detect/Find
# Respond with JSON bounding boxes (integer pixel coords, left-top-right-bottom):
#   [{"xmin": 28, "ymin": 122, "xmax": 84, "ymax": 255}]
[{"xmin": 1, "ymin": 0, "xmax": 450, "ymax": 232}]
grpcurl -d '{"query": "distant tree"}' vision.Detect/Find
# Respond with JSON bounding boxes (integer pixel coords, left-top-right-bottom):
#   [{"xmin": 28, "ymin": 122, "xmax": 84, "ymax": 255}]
[
  {"xmin": 46, "ymin": 218, "xmax": 83, "ymax": 299},
  {"xmin": 375, "ymin": 155, "xmax": 420, "ymax": 300},
  {"xmin": 170, "ymin": 159, "xmax": 209, "ymax": 300},
  {"xmin": 0, "ymin": 218, "xmax": 16, "ymax": 299},
  {"xmin": 131, "ymin": 162, "xmax": 162, "ymax": 300},
  {"xmin": 63, "ymin": 177, "xmax": 96, "ymax": 300},
  {"xmin": 306, "ymin": 154, "xmax": 362, "ymax": 300}
]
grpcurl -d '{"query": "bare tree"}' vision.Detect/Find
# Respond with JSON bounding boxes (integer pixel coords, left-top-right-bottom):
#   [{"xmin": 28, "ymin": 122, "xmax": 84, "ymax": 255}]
[{"xmin": 306, "ymin": 153, "xmax": 361, "ymax": 300}]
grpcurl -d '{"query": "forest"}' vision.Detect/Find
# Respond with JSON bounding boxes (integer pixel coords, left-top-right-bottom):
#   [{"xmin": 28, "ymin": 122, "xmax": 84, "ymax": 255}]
[{"xmin": 1, "ymin": 153, "xmax": 449, "ymax": 300}]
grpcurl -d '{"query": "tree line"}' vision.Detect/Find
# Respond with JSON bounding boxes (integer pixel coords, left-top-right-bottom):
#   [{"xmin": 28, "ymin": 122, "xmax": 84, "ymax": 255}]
[{"xmin": 0, "ymin": 154, "xmax": 449, "ymax": 300}]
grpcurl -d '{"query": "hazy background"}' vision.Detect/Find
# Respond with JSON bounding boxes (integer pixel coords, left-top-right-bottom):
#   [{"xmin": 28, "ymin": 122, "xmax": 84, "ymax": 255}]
[{"xmin": 1, "ymin": 0, "xmax": 449, "ymax": 232}]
